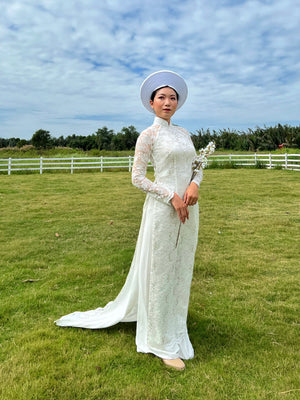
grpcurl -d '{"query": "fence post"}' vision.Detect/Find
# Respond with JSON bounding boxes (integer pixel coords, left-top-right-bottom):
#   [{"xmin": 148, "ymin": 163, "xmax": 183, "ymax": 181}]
[
  {"xmin": 71, "ymin": 157, "xmax": 74, "ymax": 174},
  {"xmin": 285, "ymin": 153, "xmax": 288, "ymax": 169},
  {"xmin": 100, "ymin": 156, "xmax": 103, "ymax": 172},
  {"xmin": 40, "ymin": 157, "xmax": 43, "ymax": 174},
  {"xmin": 128, "ymin": 155, "xmax": 132, "ymax": 172},
  {"xmin": 8, "ymin": 157, "xmax": 11, "ymax": 175},
  {"xmin": 254, "ymin": 153, "xmax": 257, "ymax": 166},
  {"xmin": 269, "ymin": 153, "xmax": 272, "ymax": 169}
]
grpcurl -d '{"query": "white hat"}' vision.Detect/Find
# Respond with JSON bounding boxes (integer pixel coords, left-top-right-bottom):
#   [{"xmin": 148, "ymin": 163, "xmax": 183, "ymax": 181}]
[{"xmin": 140, "ymin": 70, "xmax": 188, "ymax": 113}]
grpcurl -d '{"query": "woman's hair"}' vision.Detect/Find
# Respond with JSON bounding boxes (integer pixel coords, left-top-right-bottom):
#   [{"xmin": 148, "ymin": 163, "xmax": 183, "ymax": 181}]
[{"xmin": 150, "ymin": 86, "xmax": 179, "ymax": 101}]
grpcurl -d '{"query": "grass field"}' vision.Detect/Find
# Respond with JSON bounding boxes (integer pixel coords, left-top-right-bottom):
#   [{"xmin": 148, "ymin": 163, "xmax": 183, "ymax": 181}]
[
  {"xmin": 0, "ymin": 146, "xmax": 299, "ymax": 160},
  {"xmin": 0, "ymin": 170, "xmax": 299, "ymax": 400}
]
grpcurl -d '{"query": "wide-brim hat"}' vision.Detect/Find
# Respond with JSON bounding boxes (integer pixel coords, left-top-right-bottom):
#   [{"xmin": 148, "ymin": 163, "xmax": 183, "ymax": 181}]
[{"xmin": 140, "ymin": 70, "xmax": 188, "ymax": 113}]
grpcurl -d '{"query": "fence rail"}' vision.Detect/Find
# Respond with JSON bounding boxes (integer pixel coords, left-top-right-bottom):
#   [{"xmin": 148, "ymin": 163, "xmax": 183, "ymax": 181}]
[
  {"xmin": 0, "ymin": 156, "xmax": 134, "ymax": 175},
  {"xmin": 209, "ymin": 153, "xmax": 300, "ymax": 170},
  {"xmin": 0, "ymin": 154, "xmax": 299, "ymax": 175}
]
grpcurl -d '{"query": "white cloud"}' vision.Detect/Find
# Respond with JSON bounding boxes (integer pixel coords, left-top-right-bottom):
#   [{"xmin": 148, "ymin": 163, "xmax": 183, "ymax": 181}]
[{"xmin": 0, "ymin": 0, "xmax": 299, "ymax": 139}]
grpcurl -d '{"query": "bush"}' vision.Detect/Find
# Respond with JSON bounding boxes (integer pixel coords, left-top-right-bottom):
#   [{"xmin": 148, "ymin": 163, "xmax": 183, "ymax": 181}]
[
  {"xmin": 253, "ymin": 160, "xmax": 267, "ymax": 169},
  {"xmin": 207, "ymin": 161, "xmax": 240, "ymax": 169}
]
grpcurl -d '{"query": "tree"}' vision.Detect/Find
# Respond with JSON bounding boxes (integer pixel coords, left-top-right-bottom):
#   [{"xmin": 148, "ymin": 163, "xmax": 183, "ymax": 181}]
[
  {"xmin": 95, "ymin": 127, "xmax": 114, "ymax": 150},
  {"xmin": 0, "ymin": 138, "xmax": 9, "ymax": 148},
  {"xmin": 111, "ymin": 126, "xmax": 139, "ymax": 150},
  {"xmin": 52, "ymin": 135, "xmax": 67, "ymax": 147},
  {"xmin": 191, "ymin": 128, "xmax": 216, "ymax": 150},
  {"xmin": 120, "ymin": 126, "xmax": 139, "ymax": 150},
  {"xmin": 31, "ymin": 129, "xmax": 52, "ymax": 149},
  {"xmin": 17, "ymin": 139, "xmax": 29, "ymax": 148}
]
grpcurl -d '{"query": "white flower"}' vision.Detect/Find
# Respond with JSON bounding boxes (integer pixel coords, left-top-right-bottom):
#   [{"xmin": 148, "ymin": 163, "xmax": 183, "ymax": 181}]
[{"xmin": 191, "ymin": 141, "xmax": 215, "ymax": 179}]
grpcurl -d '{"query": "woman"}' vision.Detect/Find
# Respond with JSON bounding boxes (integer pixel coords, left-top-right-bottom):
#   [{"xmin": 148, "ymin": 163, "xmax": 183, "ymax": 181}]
[{"xmin": 55, "ymin": 70, "xmax": 203, "ymax": 371}]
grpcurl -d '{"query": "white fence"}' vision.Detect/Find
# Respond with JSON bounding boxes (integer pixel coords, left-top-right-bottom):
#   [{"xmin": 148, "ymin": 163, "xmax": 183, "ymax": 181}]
[
  {"xmin": 0, "ymin": 156, "xmax": 134, "ymax": 175},
  {"xmin": 209, "ymin": 153, "xmax": 300, "ymax": 170},
  {"xmin": 0, "ymin": 153, "xmax": 299, "ymax": 175}
]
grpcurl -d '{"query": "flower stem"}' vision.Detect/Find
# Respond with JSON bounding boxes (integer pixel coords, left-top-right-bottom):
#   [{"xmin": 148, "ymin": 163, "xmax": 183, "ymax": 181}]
[{"xmin": 175, "ymin": 222, "xmax": 182, "ymax": 248}]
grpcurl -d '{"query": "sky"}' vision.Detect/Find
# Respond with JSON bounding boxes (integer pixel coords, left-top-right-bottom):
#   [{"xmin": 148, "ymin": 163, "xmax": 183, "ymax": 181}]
[{"xmin": 1, "ymin": 0, "xmax": 300, "ymax": 140}]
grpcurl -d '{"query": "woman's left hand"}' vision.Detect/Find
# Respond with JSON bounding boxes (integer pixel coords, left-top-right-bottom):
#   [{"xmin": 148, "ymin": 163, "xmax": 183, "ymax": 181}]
[{"xmin": 183, "ymin": 182, "xmax": 199, "ymax": 206}]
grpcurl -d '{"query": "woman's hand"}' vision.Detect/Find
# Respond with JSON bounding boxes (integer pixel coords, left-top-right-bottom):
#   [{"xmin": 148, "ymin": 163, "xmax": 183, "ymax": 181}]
[
  {"xmin": 183, "ymin": 182, "xmax": 199, "ymax": 206},
  {"xmin": 171, "ymin": 193, "xmax": 189, "ymax": 223}
]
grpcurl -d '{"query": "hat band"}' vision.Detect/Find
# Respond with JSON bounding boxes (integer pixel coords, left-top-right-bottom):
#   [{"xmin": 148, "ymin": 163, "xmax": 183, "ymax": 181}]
[{"xmin": 152, "ymin": 84, "xmax": 177, "ymax": 93}]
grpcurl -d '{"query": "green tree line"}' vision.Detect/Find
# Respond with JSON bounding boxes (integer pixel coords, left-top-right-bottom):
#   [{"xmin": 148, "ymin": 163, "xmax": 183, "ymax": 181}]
[
  {"xmin": 0, "ymin": 126, "xmax": 139, "ymax": 151},
  {"xmin": 191, "ymin": 124, "xmax": 300, "ymax": 151},
  {"xmin": 1, "ymin": 123, "xmax": 300, "ymax": 151}
]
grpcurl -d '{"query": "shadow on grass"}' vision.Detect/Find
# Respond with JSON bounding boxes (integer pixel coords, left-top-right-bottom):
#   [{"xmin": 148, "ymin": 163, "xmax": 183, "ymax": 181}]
[
  {"xmin": 53, "ymin": 312, "xmax": 267, "ymax": 363},
  {"xmin": 188, "ymin": 312, "xmax": 267, "ymax": 361}
]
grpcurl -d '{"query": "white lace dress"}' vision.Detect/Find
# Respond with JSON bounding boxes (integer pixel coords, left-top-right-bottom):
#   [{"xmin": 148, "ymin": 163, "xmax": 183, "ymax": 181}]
[{"xmin": 55, "ymin": 116, "xmax": 203, "ymax": 360}]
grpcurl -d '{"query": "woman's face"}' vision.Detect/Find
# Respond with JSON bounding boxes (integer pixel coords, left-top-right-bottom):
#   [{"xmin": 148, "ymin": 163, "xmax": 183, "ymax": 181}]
[{"xmin": 149, "ymin": 87, "xmax": 178, "ymax": 123}]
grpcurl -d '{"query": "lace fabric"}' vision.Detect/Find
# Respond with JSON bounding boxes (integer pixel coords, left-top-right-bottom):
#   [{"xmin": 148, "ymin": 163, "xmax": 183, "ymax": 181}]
[
  {"xmin": 132, "ymin": 118, "xmax": 202, "ymax": 201},
  {"xmin": 132, "ymin": 124, "xmax": 174, "ymax": 204},
  {"xmin": 55, "ymin": 116, "xmax": 203, "ymax": 360}
]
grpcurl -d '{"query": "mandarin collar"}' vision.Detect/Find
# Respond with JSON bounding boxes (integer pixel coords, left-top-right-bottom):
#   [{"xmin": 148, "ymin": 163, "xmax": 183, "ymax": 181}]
[{"xmin": 153, "ymin": 116, "xmax": 172, "ymax": 127}]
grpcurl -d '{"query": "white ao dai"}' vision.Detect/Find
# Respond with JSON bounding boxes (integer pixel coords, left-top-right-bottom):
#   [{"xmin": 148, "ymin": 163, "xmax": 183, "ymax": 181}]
[{"xmin": 55, "ymin": 116, "xmax": 203, "ymax": 360}]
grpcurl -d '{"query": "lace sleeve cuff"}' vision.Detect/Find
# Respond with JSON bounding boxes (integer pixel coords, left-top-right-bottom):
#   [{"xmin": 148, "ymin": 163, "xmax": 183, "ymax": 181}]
[{"xmin": 191, "ymin": 167, "xmax": 203, "ymax": 187}]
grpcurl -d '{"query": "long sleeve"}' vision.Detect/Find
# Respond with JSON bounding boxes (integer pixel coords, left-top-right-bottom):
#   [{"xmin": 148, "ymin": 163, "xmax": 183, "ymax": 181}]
[
  {"xmin": 191, "ymin": 167, "xmax": 203, "ymax": 187},
  {"xmin": 132, "ymin": 127, "xmax": 174, "ymax": 204},
  {"xmin": 186, "ymin": 132, "xmax": 203, "ymax": 187}
]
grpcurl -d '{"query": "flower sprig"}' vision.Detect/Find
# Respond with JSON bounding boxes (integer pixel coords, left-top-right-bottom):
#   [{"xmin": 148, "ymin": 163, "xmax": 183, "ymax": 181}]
[
  {"xmin": 191, "ymin": 141, "xmax": 216, "ymax": 179},
  {"xmin": 175, "ymin": 141, "xmax": 216, "ymax": 248}
]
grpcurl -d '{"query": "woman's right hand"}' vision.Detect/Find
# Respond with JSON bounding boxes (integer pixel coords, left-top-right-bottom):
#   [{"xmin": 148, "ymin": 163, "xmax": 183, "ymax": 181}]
[{"xmin": 171, "ymin": 193, "xmax": 189, "ymax": 223}]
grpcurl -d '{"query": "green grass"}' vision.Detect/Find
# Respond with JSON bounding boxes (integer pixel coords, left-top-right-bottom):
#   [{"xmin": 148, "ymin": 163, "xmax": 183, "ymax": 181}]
[
  {"xmin": 0, "ymin": 147, "xmax": 299, "ymax": 159},
  {"xmin": 0, "ymin": 170, "xmax": 299, "ymax": 399}
]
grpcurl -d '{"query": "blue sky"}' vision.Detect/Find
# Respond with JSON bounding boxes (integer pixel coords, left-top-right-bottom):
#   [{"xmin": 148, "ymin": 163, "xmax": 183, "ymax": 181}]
[{"xmin": 1, "ymin": 0, "xmax": 299, "ymax": 140}]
